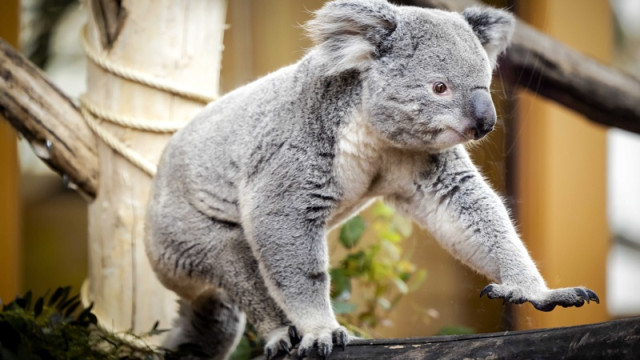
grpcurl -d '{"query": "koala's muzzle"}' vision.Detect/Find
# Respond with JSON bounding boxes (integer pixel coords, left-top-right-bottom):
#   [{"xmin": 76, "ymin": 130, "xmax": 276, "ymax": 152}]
[{"xmin": 470, "ymin": 90, "xmax": 496, "ymax": 140}]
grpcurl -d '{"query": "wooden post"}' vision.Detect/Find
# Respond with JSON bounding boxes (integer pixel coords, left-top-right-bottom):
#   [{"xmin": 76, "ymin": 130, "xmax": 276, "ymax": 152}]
[{"xmin": 84, "ymin": 0, "xmax": 227, "ymax": 333}]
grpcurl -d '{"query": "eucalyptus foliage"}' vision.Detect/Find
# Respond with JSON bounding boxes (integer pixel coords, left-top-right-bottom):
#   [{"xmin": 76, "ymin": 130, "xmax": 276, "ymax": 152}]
[
  {"xmin": 331, "ymin": 202, "xmax": 426, "ymax": 336},
  {"xmin": 0, "ymin": 287, "xmax": 199, "ymax": 360}
]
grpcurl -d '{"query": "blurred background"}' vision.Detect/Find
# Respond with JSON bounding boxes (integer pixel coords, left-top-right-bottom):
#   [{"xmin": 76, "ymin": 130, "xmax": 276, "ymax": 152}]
[{"xmin": 1, "ymin": 0, "xmax": 639, "ymax": 339}]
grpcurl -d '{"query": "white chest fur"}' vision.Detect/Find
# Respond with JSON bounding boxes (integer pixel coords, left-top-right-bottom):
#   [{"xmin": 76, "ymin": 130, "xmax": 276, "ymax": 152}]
[
  {"xmin": 334, "ymin": 112, "xmax": 382, "ymax": 200},
  {"xmin": 329, "ymin": 111, "xmax": 417, "ymax": 227},
  {"xmin": 329, "ymin": 112, "xmax": 416, "ymax": 225},
  {"xmin": 329, "ymin": 111, "xmax": 381, "ymax": 226}
]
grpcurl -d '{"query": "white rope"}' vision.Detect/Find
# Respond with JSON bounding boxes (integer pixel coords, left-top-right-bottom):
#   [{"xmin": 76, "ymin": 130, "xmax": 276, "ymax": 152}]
[
  {"xmin": 81, "ymin": 106, "xmax": 158, "ymax": 176},
  {"xmin": 79, "ymin": 26, "xmax": 222, "ymax": 177},
  {"xmin": 79, "ymin": 96, "xmax": 184, "ymax": 133},
  {"xmin": 81, "ymin": 26, "xmax": 216, "ymax": 104}
]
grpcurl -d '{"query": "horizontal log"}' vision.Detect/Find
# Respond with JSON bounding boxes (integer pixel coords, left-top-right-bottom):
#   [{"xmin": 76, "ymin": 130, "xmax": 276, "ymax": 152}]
[
  {"xmin": 277, "ymin": 317, "xmax": 640, "ymax": 359},
  {"xmin": 395, "ymin": 0, "xmax": 640, "ymax": 134},
  {"xmin": 0, "ymin": 38, "xmax": 98, "ymax": 198}
]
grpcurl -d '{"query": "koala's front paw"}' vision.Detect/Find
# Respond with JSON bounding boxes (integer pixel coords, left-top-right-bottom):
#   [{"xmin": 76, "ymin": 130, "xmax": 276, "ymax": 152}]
[
  {"xmin": 264, "ymin": 326, "xmax": 293, "ymax": 360},
  {"xmin": 480, "ymin": 283, "xmax": 599, "ymax": 312},
  {"xmin": 296, "ymin": 325, "xmax": 350, "ymax": 359},
  {"xmin": 529, "ymin": 287, "xmax": 600, "ymax": 312}
]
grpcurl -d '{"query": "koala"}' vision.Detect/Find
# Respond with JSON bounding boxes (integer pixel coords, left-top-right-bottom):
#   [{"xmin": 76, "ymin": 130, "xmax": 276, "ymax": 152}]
[{"xmin": 145, "ymin": 1, "xmax": 599, "ymax": 359}]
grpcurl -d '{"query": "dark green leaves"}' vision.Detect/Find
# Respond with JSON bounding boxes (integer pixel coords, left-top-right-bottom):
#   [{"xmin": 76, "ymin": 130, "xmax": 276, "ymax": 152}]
[
  {"xmin": 0, "ymin": 287, "xmax": 180, "ymax": 359},
  {"xmin": 339, "ymin": 216, "xmax": 367, "ymax": 248}
]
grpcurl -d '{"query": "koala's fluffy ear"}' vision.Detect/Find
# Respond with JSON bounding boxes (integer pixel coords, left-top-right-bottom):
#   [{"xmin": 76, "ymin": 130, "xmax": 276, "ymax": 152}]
[
  {"xmin": 306, "ymin": 0, "xmax": 398, "ymax": 75},
  {"xmin": 463, "ymin": 7, "xmax": 515, "ymax": 69}
]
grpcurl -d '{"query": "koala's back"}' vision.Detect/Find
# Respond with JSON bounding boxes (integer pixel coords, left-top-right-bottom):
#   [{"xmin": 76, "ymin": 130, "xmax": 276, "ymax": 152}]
[{"xmin": 153, "ymin": 62, "xmax": 305, "ymax": 213}]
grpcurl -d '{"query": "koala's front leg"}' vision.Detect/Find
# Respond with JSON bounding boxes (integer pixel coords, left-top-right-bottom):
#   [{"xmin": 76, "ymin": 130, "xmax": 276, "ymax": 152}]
[
  {"xmin": 387, "ymin": 145, "xmax": 598, "ymax": 312},
  {"xmin": 241, "ymin": 182, "xmax": 349, "ymax": 358}
]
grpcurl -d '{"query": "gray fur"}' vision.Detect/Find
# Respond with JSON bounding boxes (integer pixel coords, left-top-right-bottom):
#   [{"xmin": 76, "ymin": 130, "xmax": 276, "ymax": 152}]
[{"xmin": 145, "ymin": 1, "xmax": 597, "ymax": 359}]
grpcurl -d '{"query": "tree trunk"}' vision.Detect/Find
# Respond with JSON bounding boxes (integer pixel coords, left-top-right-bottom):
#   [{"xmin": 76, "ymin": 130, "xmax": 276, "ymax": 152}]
[{"xmin": 84, "ymin": 0, "xmax": 227, "ymax": 333}]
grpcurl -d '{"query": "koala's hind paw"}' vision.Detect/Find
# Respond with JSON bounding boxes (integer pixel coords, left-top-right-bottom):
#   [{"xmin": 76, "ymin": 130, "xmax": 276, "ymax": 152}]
[
  {"xmin": 295, "ymin": 326, "xmax": 350, "ymax": 359},
  {"xmin": 265, "ymin": 326, "xmax": 293, "ymax": 360},
  {"xmin": 480, "ymin": 284, "xmax": 600, "ymax": 312}
]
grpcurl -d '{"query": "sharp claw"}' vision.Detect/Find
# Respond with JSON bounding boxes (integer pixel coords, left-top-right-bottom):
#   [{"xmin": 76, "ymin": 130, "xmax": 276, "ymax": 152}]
[
  {"xmin": 289, "ymin": 325, "xmax": 301, "ymax": 343},
  {"xmin": 575, "ymin": 288, "xmax": 590, "ymax": 303},
  {"xmin": 340, "ymin": 332, "xmax": 347, "ymax": 350},
  {"xmin": 333, "ymin": 329, "xmax": 347, "ymax": 350},
  {"xmin": 319, "ymin": 343, "xmax": 330, "ymax": 360},
  {"xmin": 280, "ymin": 339, "xmax": 290, "ymax": 355},
  {"xmin": 266, "ymin": 348, "xmax": 273, "ymax": 360},
  {"xmin": 586, "ymin": 289, "xmax": 600, "ymax": 304},
  {"xmin": 480, "ymin": 285, "xmax": 493, "ymax": 298},
  {"xmin": 298, "ymin": 347, "xmax": 307, "ymax": 360}
]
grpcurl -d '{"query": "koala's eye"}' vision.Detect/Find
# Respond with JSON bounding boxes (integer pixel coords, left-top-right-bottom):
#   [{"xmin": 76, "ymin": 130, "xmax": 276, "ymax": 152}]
[{"xmin": 433, "ymin": 82, "xmax": 448, "ymax": 94}]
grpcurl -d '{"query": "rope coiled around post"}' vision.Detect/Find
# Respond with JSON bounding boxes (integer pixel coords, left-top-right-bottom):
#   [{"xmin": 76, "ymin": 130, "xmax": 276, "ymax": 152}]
[{"xmin": 79, "ymin": 26, "xmax": 219, "ymax": 177}]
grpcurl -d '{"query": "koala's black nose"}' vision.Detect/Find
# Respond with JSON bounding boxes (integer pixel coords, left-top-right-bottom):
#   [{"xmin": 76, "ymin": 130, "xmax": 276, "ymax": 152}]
[{"xmin": 470, "ymin": 90, "xmax": 496, "ymax": 140}]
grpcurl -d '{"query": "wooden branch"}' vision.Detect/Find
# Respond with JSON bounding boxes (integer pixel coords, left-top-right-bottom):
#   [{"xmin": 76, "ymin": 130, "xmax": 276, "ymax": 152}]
[
  {"xmin": 0, "ymin": 38, "xmax": 98, "ymax": 198},
  {"xmin": 276, "ymin": 317, "xmax": 640, "ymax": 359},
  {"xmin": 395, "ymin": 0, "xmax": 640, "ymax": 134},
  {"xmin": 506, "ymin": 22, "xmax": 640, "ymax": 134}
]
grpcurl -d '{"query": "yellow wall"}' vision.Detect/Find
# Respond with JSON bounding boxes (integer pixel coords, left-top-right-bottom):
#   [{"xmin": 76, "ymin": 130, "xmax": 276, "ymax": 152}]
[
  {"xmin": 516, "ymin": 0, "xmax": 611, "ymax": 328},
  {"xmin": 0, "ymin": 0, "xmax": 21, "ymax": 302},
  {"xmin": 222, "ymin": 0, "xmax": 325, "ymax": 93}
]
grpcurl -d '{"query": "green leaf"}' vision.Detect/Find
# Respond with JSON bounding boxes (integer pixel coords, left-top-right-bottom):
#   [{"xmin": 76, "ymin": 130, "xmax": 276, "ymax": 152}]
[
  {"xmin": 343, "ymin": 251, "xmax": 367, "ymax": 276},
  {"xmin": 229, "ymin": 336, "xmax": 252, "ymax": 360},
  {"xmin": 48, "ymin": 287, "xmax": 71, "ymax": 307},
  {"xmin": 330, "ymin": 268, "xmax": 351, "ymax": 300},
  {"xmin": 57, "ymin": 294, "xmax": 80, "ymax": 312},
  {"xmin": 373, "ymin": 201, "xmax": 394, "ymax": 218},
  {"xmin": 339, "ymin": 216, "xmax": 367, "ymax": 249},
  {"xmin": 377, "ymin": 297, "xmax": 391, "ymax": 310},
  {"xmin": 33, "ymin": 297, "xmax": 44, "ymax": 317},
  {"xmin": 75, "ymin": 303, "xmax": 94, "ymax": 325},
  {"xmin": 392, "ymin": 277, "xmax": 408, "ymax": 294},
  {"xmin": 332, "ymin": 301, "xmax": 357, "ymax": 315},
  {"xmin": 381, "ymin": 239, "xmax": 401, "ymax": 260},
  {"xmin": 15, "ymin": 291, "xmax": 32, "ymax": 310},
  {"xmin": 392, "ymin": 215, "xmax": 413, "ymax": 237},
  {"xmin": 64, "ymin": 300, "xmax": 81, "ymax": 318}
]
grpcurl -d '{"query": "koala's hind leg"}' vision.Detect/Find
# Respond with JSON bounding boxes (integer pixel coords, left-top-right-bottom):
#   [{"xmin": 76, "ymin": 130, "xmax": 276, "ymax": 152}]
[
  {"xmin": 164, "ymin": 289, "xmax": 245, "ymax": 360},
  {"xmin": 149, "ymin": 209, "xmax": 294, "ymax": 357},
  {"xmin": 212, "ymin": 230, "xmax": 296, "ymax": 358}
]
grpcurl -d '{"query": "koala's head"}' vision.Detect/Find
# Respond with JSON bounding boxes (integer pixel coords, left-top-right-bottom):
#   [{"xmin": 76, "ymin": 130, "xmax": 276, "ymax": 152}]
[{"xmin": 307, "ymin": 0, "xmax": 515, "ymax": 152}]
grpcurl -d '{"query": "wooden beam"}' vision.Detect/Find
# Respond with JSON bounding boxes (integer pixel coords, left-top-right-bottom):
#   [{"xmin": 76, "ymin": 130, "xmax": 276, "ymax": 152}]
[
  {"xmin": 277, "ymin": 317, "xmax": 640, "ymax": 359},
  {"xmin": 394, "ymin": 0, "xmax": 640, "ymax": 134},
  {"xmin": 0, "ymin": 38, "xmax": 98, "ymax": 198}
]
